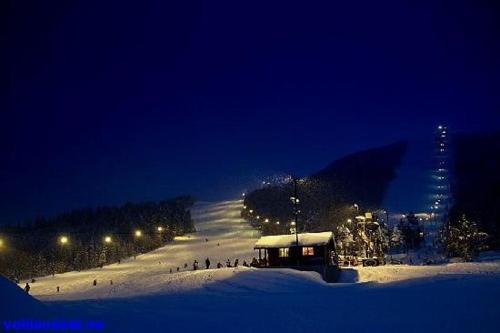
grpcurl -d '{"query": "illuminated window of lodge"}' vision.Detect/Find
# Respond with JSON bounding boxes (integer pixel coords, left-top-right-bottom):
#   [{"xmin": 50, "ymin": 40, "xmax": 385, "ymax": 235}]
[
  {"xmin": 302, "ymin": 247, "xmax": 314, "ymax": 256},
  {"xmin": 279, "ymin": 248, "xmax": 289, "ymax": 257}
]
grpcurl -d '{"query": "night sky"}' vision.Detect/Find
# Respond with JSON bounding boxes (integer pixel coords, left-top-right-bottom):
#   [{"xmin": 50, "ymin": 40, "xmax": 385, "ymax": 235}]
[{"xmin": 3, "ymin": 1, "xmax": 500, "ymax": 224}]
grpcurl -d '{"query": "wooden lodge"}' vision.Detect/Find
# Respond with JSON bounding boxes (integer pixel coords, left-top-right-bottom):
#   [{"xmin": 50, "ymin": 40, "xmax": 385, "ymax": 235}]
[{"xmin": 253, "ymin": 231, "xmax": 339, "ymax": 282}]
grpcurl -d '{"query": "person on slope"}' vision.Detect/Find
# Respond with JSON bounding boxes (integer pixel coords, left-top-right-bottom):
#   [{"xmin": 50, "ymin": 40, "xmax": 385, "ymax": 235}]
[
  {"xmin": 250, "ymin": 257, "xmax": 259, "ymax": 267},
  {"xmin": 24, "ymin": 283, "xmax": 30, "ymax": 294},
  {"xmin": 217, "ymin": 262, "xmax": 223, "ymax": 268},
  {"xmin": 226, "ymin": 259, "xmax": 232, "ymax": 267},
  {"xmin": 234, "ymin": 259, "xmax": 239, "ymax": 267},
  {"xmin": 205, "ymin": 257, "xmax": 211, "ymax": 269},
  {"xmin": 193, "ymin": 260, "xmax": 199, "ymax": 270}
]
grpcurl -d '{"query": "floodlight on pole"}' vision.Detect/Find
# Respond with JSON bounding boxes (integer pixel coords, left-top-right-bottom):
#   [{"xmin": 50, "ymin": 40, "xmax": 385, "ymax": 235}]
[
  {"xmin": 59, "ymin": 236, "xmax": 69, "ymax": 245},
  {"xmin": 135, "ymin": 230, "xmax": 142, "ymax": 237},
  {"xmin": 104, "ymin": 236, "xmax": 112, "ymax": 244}
]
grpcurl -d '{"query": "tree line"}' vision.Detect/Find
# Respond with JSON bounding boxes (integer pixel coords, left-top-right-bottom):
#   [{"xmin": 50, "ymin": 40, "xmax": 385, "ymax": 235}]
[{"xmin": 0, "ymin": 196, "xmax": 195, "ymax": 281}]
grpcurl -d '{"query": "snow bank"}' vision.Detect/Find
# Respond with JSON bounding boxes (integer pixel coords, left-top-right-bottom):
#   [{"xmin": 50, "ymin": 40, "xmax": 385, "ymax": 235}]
[
  {"xmin": 354, "ymin": 260, "xmax": 500, "ymax": 283},
  {"xmin": 0, "ymin": 275, "xmax": 49, "ymax": 320}
]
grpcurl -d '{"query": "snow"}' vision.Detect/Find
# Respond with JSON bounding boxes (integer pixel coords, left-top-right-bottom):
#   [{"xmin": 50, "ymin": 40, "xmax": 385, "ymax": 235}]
[
  {"xmin": 0, "ymin": 275, "xmax": 50, "ymax": 321},
  {"xmin": 353, "ymin": 261, "xmax": 500, "ymax": 284},
  {"xmin": 254, "ymin": 231, "xmax": 333, "ymax": 248},
  {"xmin": 4, "ymin": 199, "xmax": 500, "ymax": 332},
  {"xmin": 25, "ymin": 200, "xmax": 260, "ymax": 300}
]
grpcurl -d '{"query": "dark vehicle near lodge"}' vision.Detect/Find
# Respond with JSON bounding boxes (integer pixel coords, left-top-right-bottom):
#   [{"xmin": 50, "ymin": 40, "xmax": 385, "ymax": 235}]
[{"xmin": 254, "ymin": 232, "xmax": 339, "ymax": 282}]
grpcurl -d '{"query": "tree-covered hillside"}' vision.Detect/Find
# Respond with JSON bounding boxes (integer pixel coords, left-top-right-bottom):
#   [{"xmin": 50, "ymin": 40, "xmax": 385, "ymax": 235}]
[
  {"xmin": 242, "ymin": 142, "xmax": 407, "ymax": 234},
  {"xmin": 0, "ymin": 196, "xmax": 195, "ymax": 280}
]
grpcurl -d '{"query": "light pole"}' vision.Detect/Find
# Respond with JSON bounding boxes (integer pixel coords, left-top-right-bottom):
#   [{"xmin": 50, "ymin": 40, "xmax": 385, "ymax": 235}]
[
  {"xmin": 291, "ymin": 176, "xmax": 301, "ymax": 267},
  {"xmin": 292, "ymin": 176, "xmax": 299, "ymax": 246},
  {"xmin": 384, "ymin": 210, "xmax": 392, "ymax": 261}
]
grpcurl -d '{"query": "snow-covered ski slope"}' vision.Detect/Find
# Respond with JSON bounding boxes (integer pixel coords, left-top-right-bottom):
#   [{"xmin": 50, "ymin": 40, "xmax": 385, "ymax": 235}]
[
  {"xmin": 28, "ymin": 200, "xmax": 263, "ymax": 300},
  {"xmin": 6, "ymin": 199, "xmax": 500, "ymax": 332}
]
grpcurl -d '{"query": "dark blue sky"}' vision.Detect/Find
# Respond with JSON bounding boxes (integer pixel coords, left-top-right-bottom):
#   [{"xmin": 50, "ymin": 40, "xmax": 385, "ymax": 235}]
[{"xmin": 3, "ymin": 0, "xmax": 500, "ymax": 224}]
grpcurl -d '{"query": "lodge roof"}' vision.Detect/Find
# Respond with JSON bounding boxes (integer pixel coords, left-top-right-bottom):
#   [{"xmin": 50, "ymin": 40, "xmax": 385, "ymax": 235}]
[{"xmin": 254, "ymin": 231, "xmax": 334, "ymax": 249}]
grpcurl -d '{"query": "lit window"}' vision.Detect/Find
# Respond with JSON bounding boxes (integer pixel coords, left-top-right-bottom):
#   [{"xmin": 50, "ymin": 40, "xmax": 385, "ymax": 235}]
[
  {"xmin": 279, "ymin": 248, "xmax": 289, "ymax": 257},
  {"xmin": 302, "ymin": 247, "xmax": 314, "ymax": 256}
]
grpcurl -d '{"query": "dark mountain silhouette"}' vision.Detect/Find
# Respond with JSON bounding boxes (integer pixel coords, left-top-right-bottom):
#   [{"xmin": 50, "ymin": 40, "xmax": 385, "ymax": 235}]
[
  {"xmin": 243, "ymin": 142, "xmax": 407, "ymax": 234},
  {"xmin": 311, "ymin": 141, "xmax": 408, "ymax": 208}
]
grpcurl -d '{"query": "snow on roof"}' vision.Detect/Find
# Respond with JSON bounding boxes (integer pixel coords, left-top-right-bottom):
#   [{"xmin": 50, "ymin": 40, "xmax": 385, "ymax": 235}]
[{"xmin": 254, "ymin": 232, "xmax": 333, "ymax": 249}]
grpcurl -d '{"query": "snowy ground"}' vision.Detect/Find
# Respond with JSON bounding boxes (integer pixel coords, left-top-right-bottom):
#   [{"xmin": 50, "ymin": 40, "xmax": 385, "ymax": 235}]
[
  {"xmin": 26, "ymin": 200, "xmax": 260, "ymax": 300},
  {"xmin": 3, "ymin": 199, "xmax": 500, "ymax": 332}
]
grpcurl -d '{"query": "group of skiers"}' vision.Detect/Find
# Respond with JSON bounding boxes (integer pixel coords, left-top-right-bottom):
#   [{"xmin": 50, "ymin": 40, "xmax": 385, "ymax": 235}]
[{"xmin": 188, "ymin": 257, "xmax": 253, "ymax": 271}]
